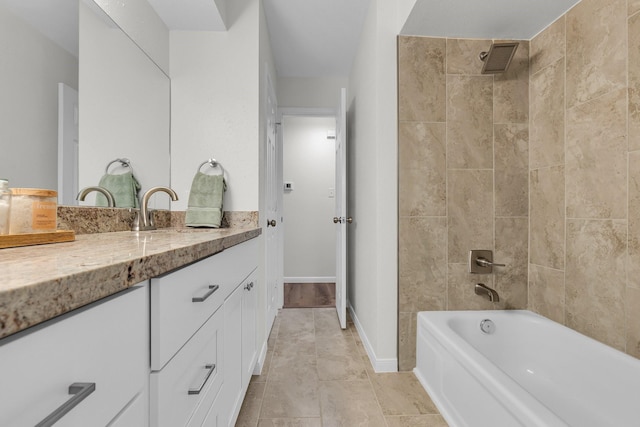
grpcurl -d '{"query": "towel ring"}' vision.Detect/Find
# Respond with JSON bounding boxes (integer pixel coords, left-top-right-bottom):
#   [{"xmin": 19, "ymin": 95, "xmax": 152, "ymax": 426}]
[
  {"xmin": 105, "ymin": 158, "xmax": 133, "ymax": 174},
  {"xmin": 198, "ymin": 158, "xmax": 225, "ymax": 176}
]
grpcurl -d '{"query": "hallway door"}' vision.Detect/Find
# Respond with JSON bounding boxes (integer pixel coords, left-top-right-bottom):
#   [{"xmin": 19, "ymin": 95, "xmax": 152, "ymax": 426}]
[
  {"xmin": 265, "ymin": 71, "xmax": 281, "ymax": 334},
  {"xmin": 335, "ymin": 88, "xmax": 348, "ymax": 329}
]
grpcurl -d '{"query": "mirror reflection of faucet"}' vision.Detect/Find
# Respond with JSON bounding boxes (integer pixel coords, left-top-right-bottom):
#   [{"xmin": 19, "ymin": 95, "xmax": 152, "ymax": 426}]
[
  {"xmin": 133, "ymin": 187, "xmax": 179, "ymax": 231},
  {"xmin": 77, "ymin": 186, "xmax": 115, "ymax": 207}
]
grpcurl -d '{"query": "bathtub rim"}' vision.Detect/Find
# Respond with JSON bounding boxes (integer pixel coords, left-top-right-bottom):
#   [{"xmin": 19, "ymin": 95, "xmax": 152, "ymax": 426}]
[{"xmin": 415, "ymin": 310, "xmax": 571, "ymax": 427}]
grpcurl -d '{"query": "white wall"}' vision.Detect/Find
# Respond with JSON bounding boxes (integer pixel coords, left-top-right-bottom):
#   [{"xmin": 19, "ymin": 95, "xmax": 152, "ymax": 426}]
[
  {"xmin": 282, "ymin": 116, "xmax": 336, "ymax": 280},
  {"xmin": 171, "ymin": 0, "xmax": 276, "ymax": 372},
  {"xmin": 277, "ymin": 77, "xmax": 348, "ymax": 109},
  {"xmin": 0, "ymin": 4, "xmax": 78, "ymax": 189},
  {"xmin": 170, "ymin": 0, "xmax": 260, "ymax": 213},
  {"xmin": 347, "ymin": 0, "xmax": 415, "ymax": 370}
]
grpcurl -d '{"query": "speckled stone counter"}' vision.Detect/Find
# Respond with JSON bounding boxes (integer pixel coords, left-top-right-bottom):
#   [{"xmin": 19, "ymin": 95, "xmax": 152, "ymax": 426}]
[{"xmin": 0, "ymin": 227, "xmax": 261, "ymax": 339}]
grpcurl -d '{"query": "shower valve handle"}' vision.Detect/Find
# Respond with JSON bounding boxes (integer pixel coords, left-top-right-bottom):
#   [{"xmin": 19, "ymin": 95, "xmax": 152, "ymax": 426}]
[{"xmin": 475, "ymin": 257, "xmax": 505, "ymax": 268}]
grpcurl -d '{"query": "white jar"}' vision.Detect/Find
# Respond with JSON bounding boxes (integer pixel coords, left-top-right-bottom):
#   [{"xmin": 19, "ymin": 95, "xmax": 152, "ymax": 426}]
[
  {"xmin": 9, "ymin": 188, "xmax": 57, "ymax": 234},
  {"xmin": 0, "ymin": 179, "xmax": 10, "ymax": 235}
]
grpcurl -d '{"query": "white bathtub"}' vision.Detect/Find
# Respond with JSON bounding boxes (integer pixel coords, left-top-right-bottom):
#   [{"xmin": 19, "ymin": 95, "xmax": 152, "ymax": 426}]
[{"xmin": 414, "ymin": 310, "xmax": 640, "ymax": 427}]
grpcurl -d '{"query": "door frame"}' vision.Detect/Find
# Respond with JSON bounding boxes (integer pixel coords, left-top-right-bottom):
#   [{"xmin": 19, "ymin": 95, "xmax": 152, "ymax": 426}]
[{"xmin": 277, "ymin": 107, "xmax": 338, "ymax": 309}]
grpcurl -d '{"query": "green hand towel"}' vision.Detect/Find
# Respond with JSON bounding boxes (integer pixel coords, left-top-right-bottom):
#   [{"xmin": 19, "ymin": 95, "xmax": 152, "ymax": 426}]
[
  {"xmin": 185, "ymin": 172, "xmax": 226, "ymax": 228},
  {"xmin": 96, "ymin": 171, "xmax": 141, "ymax": 208}
]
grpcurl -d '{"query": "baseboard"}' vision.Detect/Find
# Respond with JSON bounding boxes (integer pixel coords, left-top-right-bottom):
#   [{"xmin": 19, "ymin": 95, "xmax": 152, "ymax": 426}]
[
  {"xmin": 253, "ymin": 338, "xmax": 269, "ymax": 375},
  {"xmin": 348, "ymin": 303, "xmax": 398, "ymax": 373},
  {"xmin": 284, "ymin": 276, "xmax": 336, "ymax": 283}
]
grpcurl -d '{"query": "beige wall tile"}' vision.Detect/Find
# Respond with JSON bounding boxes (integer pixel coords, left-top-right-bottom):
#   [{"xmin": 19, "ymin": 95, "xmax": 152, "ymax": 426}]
[
  {"xmin": 447, "ymin": 170, "xmax": 493, "ymax": 263},
  {"xmin": 398, "ymin": 36, "xmax": 446, "ymax": 122},
  {"xmin": 495, "ymin": 124, "xmax": 529, "ymax": 217},
  {"xmin": 446, "ymin": 75, "xmax": 494, "ymax": 169},
  {"xmin": 447, "ymin": 263, "xmax": 496, "ymax": 310},
  {"xmin": 398, "ymin": 312, "xmax": 416, "ymax": 371},
  {"xmin": 629, "ymin": 152, "xmax": 640, "ymax": 289},
  {"xmin": 528, "ymin": 264, "xmax": 565, "ymax": 324},
  {"xmin": 446, "ymin": 38, "xmax": 491, "ymax": 75},
  {"xmin": 566, "ymin": 219, "xmax": 627, "ymax": 351},
  {"xmin": 530, "ymin": 17, "xmax": 565, "ymax": 75},
  {"xmin": 627, "ymin": 287, "xmax": 640, "ymax": 358},
  {"xmin": 565, "ymin": 0, "xmax": 626, "ymax": 107},
  {"xmin": 494, "ymin": 40, "xmax": 529, "ymax": 124},
  {"xmin": 629, "ymin": 12, "xmax": 640, "ymax": 151},
  {"xmin": 530, "ymin": 166, "xmax": 565, "ymax": 269},
  {"xmin": 495, "ymin": 217, "xmax": 528, "ymax": 309},
  {"xmin": 399, "ymin": 217, "xmax": 447, "ymax": 312},
  {"xmin": 530, "ymin": 58, "xmax": 565, "ymax": 169},
  {"xmin": 399, "ymin": 122, "xmax": 446, "ymax": 216},
  {"xmin": 566, "ymin": 89, "xmax": 627, "ymax": 219}
]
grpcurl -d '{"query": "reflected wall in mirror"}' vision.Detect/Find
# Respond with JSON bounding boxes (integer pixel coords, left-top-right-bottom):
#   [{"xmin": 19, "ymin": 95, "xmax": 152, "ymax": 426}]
[
  {"xmin": 0, "ymin": 0, "xmax": 171, "ymax": 209},
  {"xmin": 78, "ymin": 0, "xmax": 170, "ymax": 209},
  {"xmin": 0, "ymin": 0, "xmax": 78, "ymax": 193}
]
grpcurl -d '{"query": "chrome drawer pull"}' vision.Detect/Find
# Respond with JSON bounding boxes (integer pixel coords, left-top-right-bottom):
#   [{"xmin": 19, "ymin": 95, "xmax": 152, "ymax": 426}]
[
  {"xmin": 36, "ymin": 382, "xmax": 96, "ymax": 427},
  {"xmin": 192, "ymin": 285, "xmax": 219, "ymax": 302},
  {"xmin": 188, "ymin": 364, "xmax": 216, "ymax": 395}
]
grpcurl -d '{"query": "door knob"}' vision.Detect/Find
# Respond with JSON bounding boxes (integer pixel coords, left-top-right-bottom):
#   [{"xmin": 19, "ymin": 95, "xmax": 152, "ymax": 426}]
[
  {"xmin": 346, "ymin": 217, "xmax": 353, "ymax": 224},
  {"xmin": 267, "ymin": 219, "xmax": 276, "ymax": 227},
  {"xmin": 333, "ymin": 217, "xmax": 340, "ymax": 224}
]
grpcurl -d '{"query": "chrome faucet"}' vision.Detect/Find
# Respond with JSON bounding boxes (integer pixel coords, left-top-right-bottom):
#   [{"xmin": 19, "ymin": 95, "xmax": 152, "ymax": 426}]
[
  {"xmin": 475, "ymin": 283, "xmax": 499, "ymax": 302},
  {"xmin": 77, "ymin": 186, "xmax": 115, "ymax": 207},
  {"xmin": 136, "ymin": 186, "xmax": 178, "ymax": 231}
]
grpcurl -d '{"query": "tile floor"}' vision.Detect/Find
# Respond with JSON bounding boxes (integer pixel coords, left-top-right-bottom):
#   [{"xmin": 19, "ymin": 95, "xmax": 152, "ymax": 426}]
[{"xmin": 235, "ymin": 308, "xmax": 448, "ymax": 426}]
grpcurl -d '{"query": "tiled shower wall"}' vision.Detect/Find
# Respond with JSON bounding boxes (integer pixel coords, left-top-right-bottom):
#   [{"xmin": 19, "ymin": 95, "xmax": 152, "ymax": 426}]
[
  {"xmin": 398, "ymin": 0, "xmax": 640, "ymax": 371},
  {"xmin": 528, "ymin": 0, "xmax": 640, "ymax": 359},
  {"xmin": 397, "ymin": 36, "xmax": 530, "ymax": 370}
]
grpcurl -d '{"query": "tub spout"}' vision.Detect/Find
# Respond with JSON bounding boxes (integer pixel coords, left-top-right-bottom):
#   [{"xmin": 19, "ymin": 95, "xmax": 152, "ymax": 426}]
[{"xmin": 475, "ymin": 283, "xmax": 499, "ymax": 302}]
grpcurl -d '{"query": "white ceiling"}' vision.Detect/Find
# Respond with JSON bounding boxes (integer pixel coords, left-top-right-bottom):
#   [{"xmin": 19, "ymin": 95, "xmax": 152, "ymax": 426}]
[
  {"xmin": 262, "ymin": 0, "xmax": 371, "ymax": 78},
  {"xmin": 3, "ymin": 0, "xmax": 584, "ymax": 79},
  {"xmin": 402, "ymin": 0, "xmax": 582, "ymax": 40}
]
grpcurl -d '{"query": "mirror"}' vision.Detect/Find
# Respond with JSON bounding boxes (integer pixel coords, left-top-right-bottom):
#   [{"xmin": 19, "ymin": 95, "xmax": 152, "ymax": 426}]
[{"xmin": 0, "ymin": 0, "xmax": 170, "ymax": 209}]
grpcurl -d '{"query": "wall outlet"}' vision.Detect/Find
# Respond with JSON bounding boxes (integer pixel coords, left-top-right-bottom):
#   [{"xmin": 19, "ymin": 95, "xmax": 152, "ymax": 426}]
[
  {"xmin": 328, "ymin": 188, "xmax": 335, "ymax": 198},
  {"xmin": 284, "ymin": 182, "xmax": 294, "ymax": 191}
]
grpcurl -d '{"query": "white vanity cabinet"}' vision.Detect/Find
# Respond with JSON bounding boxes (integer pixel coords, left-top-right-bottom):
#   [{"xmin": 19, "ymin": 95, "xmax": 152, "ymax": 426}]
[
  {"xmin": 0, "ymin": 282, "xmax": 149, "ymax": 427},
  {"xmin": 150, "ymin": 238, "xmax": 259, "ymax": 427},
  {"xmin": 222, "ymin": 268, "xmax": 258, "ymax": 426}
]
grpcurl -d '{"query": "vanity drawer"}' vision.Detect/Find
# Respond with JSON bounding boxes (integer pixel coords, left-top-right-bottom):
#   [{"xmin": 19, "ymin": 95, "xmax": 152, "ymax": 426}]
[
  {"xmin": 150, "ymin": 306, "xmax": 223, "ymax": 427},
  {"xmin": 151, "ymin": 252, "xmax": 226, "ymax": 370},
  {"xmin": 0, "ymin": 283, "xmax": 148, "ymax": 427},
  {"xmin": 151, "ymin": 239, "xmax": 258, "ymax": 370}
]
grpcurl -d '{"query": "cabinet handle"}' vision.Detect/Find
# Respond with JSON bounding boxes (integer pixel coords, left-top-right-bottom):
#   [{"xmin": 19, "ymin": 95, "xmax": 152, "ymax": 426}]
[
  {"xmin": 192, "ymin": 285, "xmax": 219, "ymax": 302},
  {"xmin": 35, "ymin": 382, "xmax": 96, "ymax": 427},
  {"xmin": 188, "ymin": 364, "xmax": 216, "ymax": 395}
]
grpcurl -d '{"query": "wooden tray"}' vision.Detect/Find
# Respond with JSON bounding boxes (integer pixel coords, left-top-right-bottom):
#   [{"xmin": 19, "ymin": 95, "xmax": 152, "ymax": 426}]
[{"xmin": 0, "ymin": 230, "xmax": 75, "ymax": 249}]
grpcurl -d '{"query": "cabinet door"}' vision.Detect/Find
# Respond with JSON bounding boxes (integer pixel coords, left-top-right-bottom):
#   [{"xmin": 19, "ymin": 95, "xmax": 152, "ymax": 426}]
[
  {"xmin": 242, "ymin": 274, "xmax": 257, "ymax": 388},
  {"xmin": 222, "ymin": 284, "xmax": 243, "ymax": 427},
  {"xmin": 0, "ymin": 283, "xmax": 148, "ymax": 427}
]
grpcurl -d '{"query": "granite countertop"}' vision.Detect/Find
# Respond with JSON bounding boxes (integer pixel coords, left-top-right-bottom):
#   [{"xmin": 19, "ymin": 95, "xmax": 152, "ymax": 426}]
[{"xmin": 0, "ymin": 227, "xmax": 261, "ymax": 340}]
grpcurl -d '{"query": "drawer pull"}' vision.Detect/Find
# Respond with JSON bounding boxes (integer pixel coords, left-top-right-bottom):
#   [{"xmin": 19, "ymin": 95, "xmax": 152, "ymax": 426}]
[
  {"xmin": 188, "ymin": 364, "xmax": 216, "ymax": 395},
  {"xmin": 36, "ymin": 382, "xmax": 96, "ymax": 427},
  {"xmin": 192, "ymin": 285, "xmax": 219, "ymax": 302}
]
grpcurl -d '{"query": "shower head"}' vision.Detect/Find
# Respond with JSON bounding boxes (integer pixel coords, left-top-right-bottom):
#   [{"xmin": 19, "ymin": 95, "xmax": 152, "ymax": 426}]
[{"xmin": 479, "ymin": 42, "xmax": 519, "ymax": 74}]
